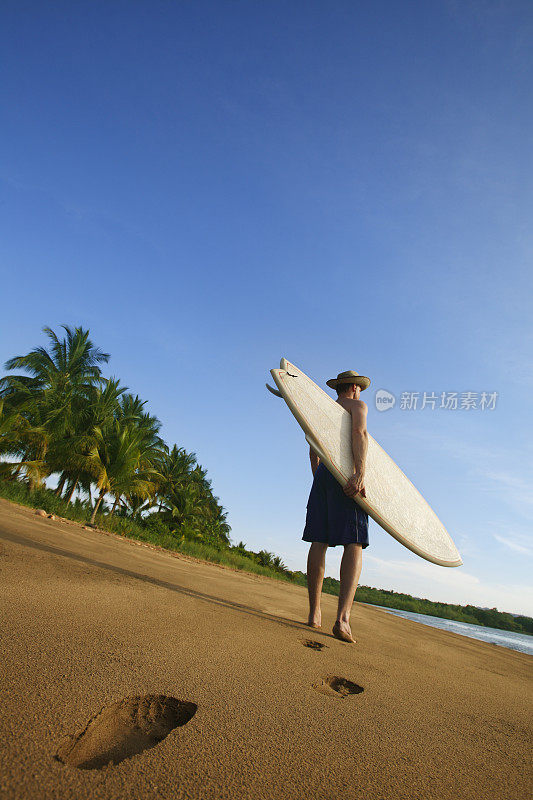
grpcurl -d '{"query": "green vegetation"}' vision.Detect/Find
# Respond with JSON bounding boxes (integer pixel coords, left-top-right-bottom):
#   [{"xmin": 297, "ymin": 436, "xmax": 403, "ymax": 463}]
[
  {"xmin": 1, "ymin": 325, "xmax": 531, "ymax": 637},
  {"xmin": 342, "ymin": 581, "xmax": 532, "ymax": 636},
  {"xmin": 0, "ymin": 325, "xmax": 296, "ymax": 581},
  {"xmin": 0, "ymin": 476, "xmax": 297, "ymax": 581},
  {"xmin": 289, "ymin": 572, "xmax": 532, "ymax": 635},
  {"xmin": 0, "ymin": 325, "xmax": 230, "ymax": 546}
]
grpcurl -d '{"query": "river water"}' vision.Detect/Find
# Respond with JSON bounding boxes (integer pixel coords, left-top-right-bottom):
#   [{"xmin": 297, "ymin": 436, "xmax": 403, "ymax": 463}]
[{"xmin": 369, "ymin": 605, "xmax": 533, "ymax": 655}]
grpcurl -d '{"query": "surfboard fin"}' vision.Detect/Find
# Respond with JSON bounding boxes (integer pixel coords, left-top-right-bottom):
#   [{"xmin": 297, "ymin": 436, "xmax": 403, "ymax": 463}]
[{"xmin": 266, "ymin": 383, "xmax": 283, "ymax": 398}]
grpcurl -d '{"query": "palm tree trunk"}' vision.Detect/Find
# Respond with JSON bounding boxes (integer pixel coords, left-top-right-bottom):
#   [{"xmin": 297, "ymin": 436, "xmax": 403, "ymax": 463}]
[
  {"xmin": 64, "ymin": 473, "xmax": 81, "ymax": 505},
  {"xmin": 90, "ymin": 488, "xmax": 106, "ymax": 525},
  {"xmin": 55, "ymin": 473, "xmax": 67, "ymax": 497},
  {"xmin": 110, "ymin": 495, "xmax": 120, "ymax": 516}
]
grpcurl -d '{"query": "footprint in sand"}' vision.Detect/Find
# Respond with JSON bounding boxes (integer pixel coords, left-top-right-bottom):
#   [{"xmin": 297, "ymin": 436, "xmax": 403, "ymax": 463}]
[
  {"xmin": 301, "ymin": 639, "xmax": 328, "ymax": 651},
  {"xmin": 312, "ymin": 675, "xmax": 363, "ymax": 698},
  {"xmin": 55, "ymin": 694, "xmax": 197, "ymax": 770}
]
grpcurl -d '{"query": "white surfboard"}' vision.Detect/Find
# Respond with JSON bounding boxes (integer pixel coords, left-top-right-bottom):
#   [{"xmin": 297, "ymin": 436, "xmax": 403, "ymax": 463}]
[{"xmin": 269, "ymin": 359, "xmax": 462, "ymax": 568}]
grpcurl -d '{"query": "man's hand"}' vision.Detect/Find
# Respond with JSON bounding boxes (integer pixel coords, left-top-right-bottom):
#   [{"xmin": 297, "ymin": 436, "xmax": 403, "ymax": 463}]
[{"xmin": 343, "ymin": 474, "xmax": 366, "ymax": 499}]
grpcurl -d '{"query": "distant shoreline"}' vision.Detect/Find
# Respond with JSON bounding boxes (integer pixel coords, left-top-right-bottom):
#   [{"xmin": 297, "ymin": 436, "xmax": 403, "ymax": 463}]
[{"xmin": 366, "ymin": 603, "xmax": 533, "ymax": 655}]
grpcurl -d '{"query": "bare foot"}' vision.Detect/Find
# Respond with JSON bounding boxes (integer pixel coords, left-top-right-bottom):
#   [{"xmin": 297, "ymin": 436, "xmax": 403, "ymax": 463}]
[
  {"xmin": 307, "ymin": 613, "xmax": 322, "ymax": 629},
  {"xmin": 332, "ymin": 620, "xmax": 356, "ymax": 643}
]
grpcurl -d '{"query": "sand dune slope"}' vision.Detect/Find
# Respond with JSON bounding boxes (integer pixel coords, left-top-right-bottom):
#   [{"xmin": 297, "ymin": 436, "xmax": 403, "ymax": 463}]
[{"xmin": 0, "ymin": 500, "xmax": 531, "ymax": 800}]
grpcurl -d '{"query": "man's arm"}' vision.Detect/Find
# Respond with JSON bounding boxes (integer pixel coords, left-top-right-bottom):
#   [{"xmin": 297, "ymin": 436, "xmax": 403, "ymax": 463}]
[
  {"xmin": 343, "ymin": 400, "xmax": 368, "ymax": 498},
  {"xmin": 309, "ymin": 444, "xmax": 320, "ymax": 476}
]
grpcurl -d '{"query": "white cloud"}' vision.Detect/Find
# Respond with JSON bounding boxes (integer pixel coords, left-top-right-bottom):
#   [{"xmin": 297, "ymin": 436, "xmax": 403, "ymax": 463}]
[
  {"xmin": 364, "ymin": 553, "xmax": 480, "ymax": 591},
  {"xmin": 493, "ymin": 532, "xmax": 533, "ymax": 556}
]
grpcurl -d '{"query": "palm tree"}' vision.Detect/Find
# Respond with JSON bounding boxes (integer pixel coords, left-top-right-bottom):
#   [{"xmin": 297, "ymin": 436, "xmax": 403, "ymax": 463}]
[
  {"xmin": 2, "ymin": 325, "xmax": 109, "ymax": 394},
  {"xmin": 1, "ymin": 325, "xmax": 232, "ymax": 542},
  {"xmin": 114, "ymin": 394, "xmax": 166, "ymax": 515},
  {"xmin": 158, "ymin": 479, "xmax": 207, "ymax": 540},
  {"xmin": 47, "ymin": 377, "xmax": 126, "ymax": 504},
  {"xmin": 153, "ymin": 451, "xmax": 231, "ymax": 546},
  {"xmin": 86, "ymin": 420, "xmax": 159, "ymax": 524},
  {"xmin": 154, "ymin": 445, "xmax": 198, "ymax": 513},
  {"xmin": 0, "ymin": 399, "xmax": 24, "ymax": 479},
  {"xmin": 0, "ymin": 390, "xmax": 51, "ymax": 488},
  {"xmin": 0, "ymin": 325, "xmax": 109, "ymax": 489}
]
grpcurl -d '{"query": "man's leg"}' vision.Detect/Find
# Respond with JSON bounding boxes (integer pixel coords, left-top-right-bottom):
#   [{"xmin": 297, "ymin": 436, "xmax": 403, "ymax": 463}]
[
  {"xmin": 306, "ymin": 541, "xmax": 328, "ymax": 628},
  {"xmin": 333, "ymin": 543, "xmax": 363, "ymax": 642}
]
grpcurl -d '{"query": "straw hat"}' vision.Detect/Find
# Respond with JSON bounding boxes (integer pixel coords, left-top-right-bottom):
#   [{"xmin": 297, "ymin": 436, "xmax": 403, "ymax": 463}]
[{"xmin": 326, "ymin": 370, "xmax": 371, "ymax": 391}]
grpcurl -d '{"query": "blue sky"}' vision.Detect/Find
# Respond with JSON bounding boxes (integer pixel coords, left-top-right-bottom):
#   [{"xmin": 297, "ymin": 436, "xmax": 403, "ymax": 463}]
[{"xmin": 1, "ymin": 1, "xmax": 532, "ymax": 614}]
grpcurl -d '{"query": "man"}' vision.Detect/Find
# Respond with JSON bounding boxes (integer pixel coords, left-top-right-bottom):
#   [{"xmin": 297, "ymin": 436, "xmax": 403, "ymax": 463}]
[{"xmin": 302, "ymin": 369, "xmax": 370, "ymax": 644}]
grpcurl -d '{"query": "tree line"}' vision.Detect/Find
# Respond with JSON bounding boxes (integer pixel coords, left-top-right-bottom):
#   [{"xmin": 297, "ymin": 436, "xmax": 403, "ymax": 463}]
[
  {"xmin": 327, "ymin": 579, "xmax": 533, "ymax": 635},
  {"xmin": 0, "ymin": 325, "xmax": 231, "ymax": 546}
]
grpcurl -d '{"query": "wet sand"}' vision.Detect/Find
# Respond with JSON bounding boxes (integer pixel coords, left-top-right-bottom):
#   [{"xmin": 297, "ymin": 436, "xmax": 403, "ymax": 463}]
[{"xmin": 1, "ymin": 498, "xmax": 531, "ymax": 799}]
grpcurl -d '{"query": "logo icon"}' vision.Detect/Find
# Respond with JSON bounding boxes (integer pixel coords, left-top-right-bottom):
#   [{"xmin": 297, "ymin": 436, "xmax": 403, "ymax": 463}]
[{"xmin": 375, "ymin": 389, "xmax": 396, "ymax": 412}]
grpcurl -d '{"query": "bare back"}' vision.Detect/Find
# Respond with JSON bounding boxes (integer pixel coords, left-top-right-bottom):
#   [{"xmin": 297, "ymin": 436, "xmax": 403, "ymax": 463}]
[
  {"xmin": 336, "ymin": 397, "xmax": 368, "ymax": 432},
  {"xmin": 309, "ymin": 397, "xmax": 368, "ymax": 479}
]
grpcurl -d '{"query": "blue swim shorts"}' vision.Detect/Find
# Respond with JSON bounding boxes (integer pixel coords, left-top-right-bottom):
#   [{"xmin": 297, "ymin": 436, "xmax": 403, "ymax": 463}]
[{"xmin": 302, "ymin": 462, "xmax": 369, "ymax": 548}]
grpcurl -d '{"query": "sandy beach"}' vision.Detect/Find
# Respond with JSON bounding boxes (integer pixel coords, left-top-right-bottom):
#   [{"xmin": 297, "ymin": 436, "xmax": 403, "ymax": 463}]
[{"xmin": 1, "ymin": 498, "xmax": 531, "ymax": 800}]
